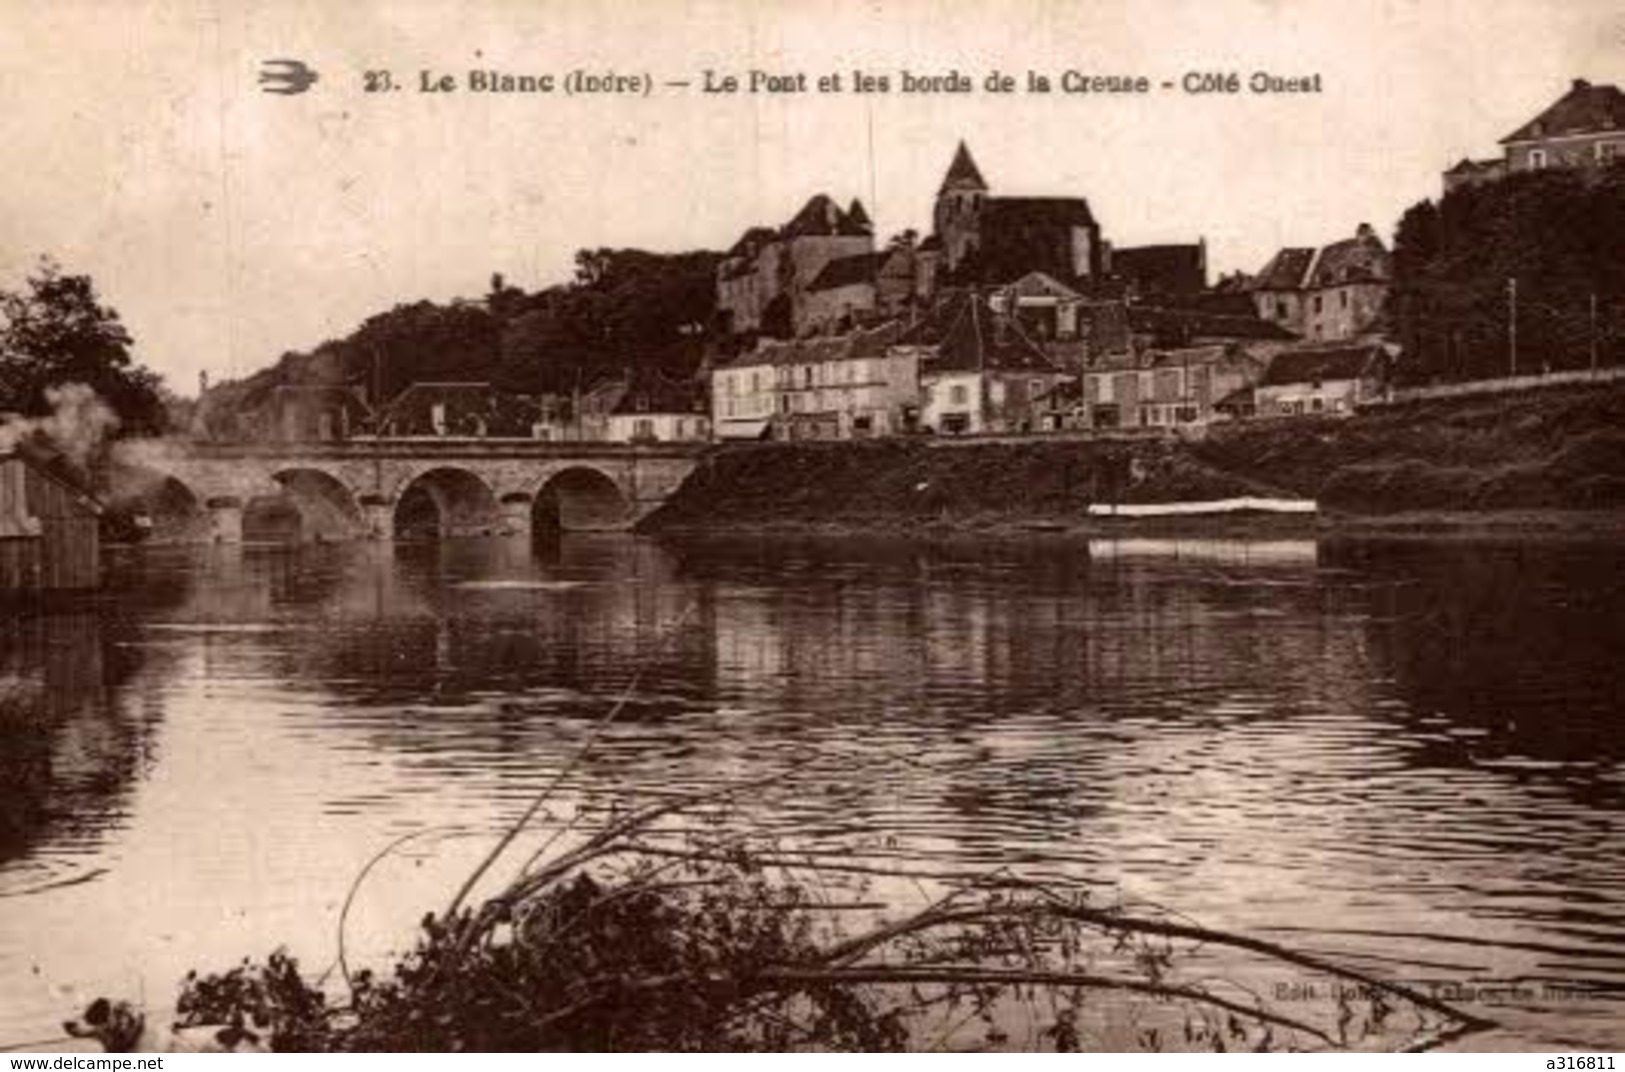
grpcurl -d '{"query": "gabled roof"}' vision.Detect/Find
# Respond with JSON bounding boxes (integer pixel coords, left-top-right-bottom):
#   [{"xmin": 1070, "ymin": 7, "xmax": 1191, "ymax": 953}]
[
  {"xmin": 1006, "ymin": 271, "xmax": 1082, "ymax": 300},
  {"xmin": 901, "ymin": 291, "xmax": 1059, "ymax": 375},
  {"xmin": 1259, "ymin": 343, "xmax": 1385, "ymax": 387},
  {"xmin": 1445, "ymin": 156, "xmax": 1504, "ymax": 174},
  {"xmin": 1501, "ymin": 79, "xmax": 1625, "ymax": 144},
  {"xmin": 1251, "ymin": 247, "xmax": 1316, "ymax": 291},
  {"xmin": 808, "ymin": 252, "xmax": 881, "ymax": 292},
  {"xmin": 939, "ymin": 140, "xmax": 988, "ymax": 193},
  {"xmin": 1306, "ymin": 227, "xmax": 1391, "ymax": 288},
  {"xmin": 782, "ymin": 194, "xmax": 871, "ymax": 239}
]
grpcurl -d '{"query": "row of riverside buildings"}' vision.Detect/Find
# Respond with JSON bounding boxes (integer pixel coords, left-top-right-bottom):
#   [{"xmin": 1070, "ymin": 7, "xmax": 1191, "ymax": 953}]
[
  {"xmin": 221, "ymin": 77, "xmax": 1623, "ymax": 448},
  {"xmin": 708, "ymin": 140, "xmax": 1395, "ymax": 441}
]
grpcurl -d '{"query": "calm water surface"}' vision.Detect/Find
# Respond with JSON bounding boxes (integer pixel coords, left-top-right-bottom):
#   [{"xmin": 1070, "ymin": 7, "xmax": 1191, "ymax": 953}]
[{"xmin": 2, "ymin": 533, "xmax": 1623, "ymax": 1049}]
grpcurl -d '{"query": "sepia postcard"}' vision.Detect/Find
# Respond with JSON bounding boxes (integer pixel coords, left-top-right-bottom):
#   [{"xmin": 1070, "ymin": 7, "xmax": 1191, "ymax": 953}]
[{"xmin": 2, "ymin": 0, "xmax": 1623, "ymax": 1055}]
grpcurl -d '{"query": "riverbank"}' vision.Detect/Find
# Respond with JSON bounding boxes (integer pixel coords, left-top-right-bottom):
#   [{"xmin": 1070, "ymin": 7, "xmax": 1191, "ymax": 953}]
[{"xmin": 640, "ymin": 382, "xmax": 1625, "ymax": 537}]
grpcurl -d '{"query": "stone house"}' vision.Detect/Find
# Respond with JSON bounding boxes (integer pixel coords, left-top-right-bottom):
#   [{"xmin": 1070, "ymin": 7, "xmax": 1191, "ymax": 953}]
[
  {"xmin": 715, "ymin": 195, "xmax": 875, "ymax": 336},
  {"xmin": 1445, "ymin": 78, "xmax": 1625, "ymax": 193},
  {"xmin": 605, "ymin": 374, "xmax": 710, "ymax": 443},
  {"xmin": 895, "ymin": 292, "xmax": 1070, "ymax": 436},
  {"xmin": 1071, "ymin": 345, "xmax": 1265, "ymax": 431},
  {"xmin": 1249, "ymin": 224, "xmax": 1391, "ymax": 342},
  {"xmin": 710, "ymin": 322, "xmax": 917, "ymax": 440},
  {"xmin": 1253, "ymin": 342, "xmax": 1389, "ymax": 417}
]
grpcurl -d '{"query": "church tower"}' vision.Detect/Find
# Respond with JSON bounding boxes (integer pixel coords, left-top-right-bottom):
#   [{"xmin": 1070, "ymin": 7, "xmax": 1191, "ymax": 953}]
[{"xmin": 934, "ymin": 141, "xmax": 988, "ymax": 273}]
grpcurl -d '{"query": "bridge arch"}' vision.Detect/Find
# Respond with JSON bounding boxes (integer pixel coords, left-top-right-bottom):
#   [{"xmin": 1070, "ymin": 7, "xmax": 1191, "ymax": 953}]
[
  {"xmin": 393, "ymin": 467, "xmax": 502, "ymax": 540},
  {"xmin": 270, "ymin": 468, "xmax": 367, "ymax": 542},
  {"xmin": 139, "ymin": 473, "xmax": 207, "ymax": 542},
  {"xmin": 532, "ymin": 466, "xmax": 632, "ymax": 532}
]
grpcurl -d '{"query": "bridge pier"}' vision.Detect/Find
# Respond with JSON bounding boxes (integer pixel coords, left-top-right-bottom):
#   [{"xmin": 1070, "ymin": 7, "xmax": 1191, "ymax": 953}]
[
  {"xmin": 359, "ymin": 495, "xmax": 394, "ymax": 541},
  {"xmin": 499, "ymin": 493, "xmax": 533, "ymax": 539},
  {"xmin": 205, "ymin": 496, "xmax": 244, "ymax": 544}
]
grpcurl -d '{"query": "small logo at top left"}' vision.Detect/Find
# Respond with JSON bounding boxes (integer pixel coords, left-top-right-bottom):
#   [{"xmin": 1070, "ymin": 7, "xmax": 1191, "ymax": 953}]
[{"xmin": 259, "ymin": 59, "xmax": 320, "ymax": 95}]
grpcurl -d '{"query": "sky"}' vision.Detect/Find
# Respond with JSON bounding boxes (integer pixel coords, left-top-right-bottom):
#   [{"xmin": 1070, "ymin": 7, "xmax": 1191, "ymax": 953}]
[{"xmin": 1, "ymin": 0, "xmax": 1621, "ymax": 394}]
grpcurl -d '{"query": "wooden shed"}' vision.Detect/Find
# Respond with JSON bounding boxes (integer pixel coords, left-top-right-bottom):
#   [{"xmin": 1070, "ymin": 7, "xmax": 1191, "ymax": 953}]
[{"xmin": 0, "ymin": 448, "xmax": 103, "ymax": 594}]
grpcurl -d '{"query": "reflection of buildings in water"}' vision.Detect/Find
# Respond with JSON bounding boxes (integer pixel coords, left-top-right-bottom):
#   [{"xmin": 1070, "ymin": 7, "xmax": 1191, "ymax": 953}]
[{"xmin": 0, "ymin": 612, "xmax": 154, "ymax": 870}]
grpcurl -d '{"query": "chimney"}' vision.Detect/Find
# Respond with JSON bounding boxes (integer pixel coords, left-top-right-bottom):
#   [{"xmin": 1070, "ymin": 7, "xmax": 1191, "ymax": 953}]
[
  {"xmin": 1573, "ymin": 78, "xmax": 1591, "ymax": 92},
  {"xmin": 1356, "ymin": 222, "xmax": 1375, "ymax": 239}
]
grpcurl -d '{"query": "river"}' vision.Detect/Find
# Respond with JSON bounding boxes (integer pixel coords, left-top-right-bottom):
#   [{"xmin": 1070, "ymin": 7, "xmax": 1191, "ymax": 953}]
[{"xmin": 1, "ymin": 533, "xmax": 1622, "ymax": 1050}]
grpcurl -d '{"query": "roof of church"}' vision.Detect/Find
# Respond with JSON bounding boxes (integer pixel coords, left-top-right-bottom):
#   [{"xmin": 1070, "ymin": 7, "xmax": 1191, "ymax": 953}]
[
  {"xmin": 1501, "ymin": 79, "xmax": 1625, "ymax": 144},
  {"xmin": 983, "ymin": 196, "xmax": 1096, "ymax": 230},
  {"xmin": 939, "ymin": 141, "xmax": 988, "ymax": 193}
]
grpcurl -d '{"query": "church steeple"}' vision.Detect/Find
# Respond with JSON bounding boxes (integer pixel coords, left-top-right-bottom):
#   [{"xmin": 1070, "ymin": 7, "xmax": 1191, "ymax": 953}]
[{"xmin": 939, "ymin": 140, "xmax": 988, "ymax": 194}]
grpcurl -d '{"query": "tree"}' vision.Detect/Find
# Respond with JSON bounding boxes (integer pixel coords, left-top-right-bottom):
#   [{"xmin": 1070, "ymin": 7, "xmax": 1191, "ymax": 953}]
[
  {"xmin": 1390, "ymin": 164, "xmax": 1625, "ymax": 383},
  {"xmin": 0, "ymin": 257, "xmax": 168, "ymax": 436}
]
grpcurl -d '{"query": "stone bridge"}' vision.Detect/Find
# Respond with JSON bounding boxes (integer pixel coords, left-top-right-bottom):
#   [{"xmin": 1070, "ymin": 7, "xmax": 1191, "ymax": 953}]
[{"xmin": 143, "ymin": 439, "xmax": 706, "ymax": 543}]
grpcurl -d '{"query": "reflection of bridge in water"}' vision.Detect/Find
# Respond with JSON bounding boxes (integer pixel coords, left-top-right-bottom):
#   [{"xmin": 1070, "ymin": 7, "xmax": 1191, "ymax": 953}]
[{"xmin": 145, "ymin": 439, "xmax": 706, "ymax": 542}]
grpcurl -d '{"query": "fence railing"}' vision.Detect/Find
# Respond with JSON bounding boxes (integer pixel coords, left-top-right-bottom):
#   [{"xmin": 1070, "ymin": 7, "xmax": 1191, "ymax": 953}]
[{"xmin": 1376, "ymin": 365, "xmax": 1625, "ymax": 406}]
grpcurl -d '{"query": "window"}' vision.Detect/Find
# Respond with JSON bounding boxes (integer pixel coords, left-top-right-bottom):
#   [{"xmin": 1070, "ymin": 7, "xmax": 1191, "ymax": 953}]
[
  {"xmin": 1529, "ymin": 148, "xmax": 1548, "ymax": 169},
  {"xmin": 1313, "ymin": 295, "xmax": 1323, "ymax": 314},
  {"xmin": 1340, "ymin": 290, "xmax": 1349, "ymax": 309},
  {"xmin": 1276, "ymin": 301, "xmax": 1288, "ymax": 319},
  {"xmin": 634, "ymin": 418, "xmax": 656, "ymax": 441},
  {"xmin": 950, "ymin": 384, "xmax": 968, "ymax": 406},
  {"xmin": 1030, "ymin": 378, "xmax": 1045, "ymax": 398},
  {"xmin": 1599, "ymin": 141, "xmax": 1619, "ymax": 163}
]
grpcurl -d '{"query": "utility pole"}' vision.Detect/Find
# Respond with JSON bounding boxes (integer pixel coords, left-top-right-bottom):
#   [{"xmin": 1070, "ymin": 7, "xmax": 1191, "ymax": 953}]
[
  {"xmin": 1507, "ymin": 277, "xmax": 1518, "ymax": 378},
  {"xmin": 1590, "ymin": 292, "xmax": 1599, "ymax": 373}
]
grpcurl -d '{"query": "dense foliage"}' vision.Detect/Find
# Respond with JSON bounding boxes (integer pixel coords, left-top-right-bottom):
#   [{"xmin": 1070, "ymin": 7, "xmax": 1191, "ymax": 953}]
[
  {"xmin": 199, "ymin": 248, "xmax": 719, "ymax": 434},
  {"xmin": 1391, "ymin": 164, "xmax": 1625, "ymax": 383},
  {"xmin": 0, "ymin": 258, "xmax": 170, "ymax": 437}
]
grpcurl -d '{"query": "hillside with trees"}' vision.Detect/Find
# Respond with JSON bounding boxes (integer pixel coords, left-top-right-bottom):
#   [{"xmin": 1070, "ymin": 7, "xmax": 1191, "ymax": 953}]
[
  {"xmin": 1391, "ymin": 164, "xmax": 1625, "ymax": 384},
  {"xmin": 200, "ymin": 247, "xmax": 720, "ymax": 435}
]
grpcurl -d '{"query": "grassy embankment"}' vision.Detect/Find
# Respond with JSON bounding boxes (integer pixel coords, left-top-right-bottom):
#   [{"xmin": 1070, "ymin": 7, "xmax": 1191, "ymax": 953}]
[{"xmin": 641, "ymin": 383, "xmax": 1625, "ymax": 537}]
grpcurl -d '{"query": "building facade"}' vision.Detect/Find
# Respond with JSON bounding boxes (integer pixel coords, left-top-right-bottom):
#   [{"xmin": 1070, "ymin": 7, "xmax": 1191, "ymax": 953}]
[
  {"xmin": 710, "ymin": 322, "xmax": 918, "ymax": 440},
  {"xmin": 1253, "ymin": 343, "xmax": 1389, "ymax": 417},
  {"xmin": 715, "ymin": 195, "xmax": 876, "ymax": 337},
  {"xmin": 897, "ymin": 292, "xmax": 1070, "ymax": 435},
  {"xmin": 1444, "ymin": 78, "xmax": 1625, "ymax": 193},
  {"xmin": 1250, "ymin": 224, "xmax": 1391, "ymax": 342}
]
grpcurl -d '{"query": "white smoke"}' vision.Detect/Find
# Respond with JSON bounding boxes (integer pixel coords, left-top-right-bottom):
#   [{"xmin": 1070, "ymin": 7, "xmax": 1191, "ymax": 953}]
[{"xmin": 0, "ymin": 383, "xmax": 120, "ymax": 468}]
